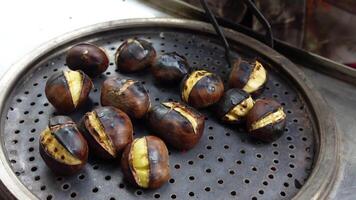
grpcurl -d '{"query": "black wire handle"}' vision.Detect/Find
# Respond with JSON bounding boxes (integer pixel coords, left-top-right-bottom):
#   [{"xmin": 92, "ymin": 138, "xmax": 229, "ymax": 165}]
[
  {"xmin": 242, "ymin": 0, "xmax": 274, "ymax": 48},
  {"xmin": 200, "ymin": 0, "xmax": 233, "ymax": 67},
  {"xmin": 200, "ymin": 0, "xmax": 274, "ymax": 67}
]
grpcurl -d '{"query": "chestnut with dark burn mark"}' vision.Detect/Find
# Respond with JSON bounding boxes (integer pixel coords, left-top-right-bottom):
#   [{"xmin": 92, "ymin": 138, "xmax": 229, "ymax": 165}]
[
  {"xmin": 181, "ymin": 70, "xmax": 224, "ymax": 108},
  {"xmin": 121, "ymin": 136, "xmax": 170, "ymax": 189},
  {"xmin": 246, "ymin": 99, "xmax": 286, "ymax": 142},
  {"xmin": 228, "ymin": 59, "xmax": 267, "ymax": 96},
  {"xmin": 151, "ymin": 52, "xmax": 190, "ymax": 84},
  {"xmin": 45, "ymin": 70, "xmax": 93, "ymax": 113},
  {"xmin": 66, "ymin": 43, "xmax": 109, "ymax": 77},
  {"xmin": 146, "ymin": 102, "xmax": 205, "ymax": 150},
  {"xmin": 101, "ymin": 77, "xmax": 150, "ymax": 119},
  {"xmin": 115, "ymin": 38, "xmax": 156, "ymax": 73},
  {"xmin": 80, "ymin": 106, "xmax": 133, "ymax": 159},
  {"xmin": 215, "ymin": 88, "xmax": 254, "ymax": 124},
  {"xmin": 39, "ymin": 116, "xmax": 88, "ymax": 175}
]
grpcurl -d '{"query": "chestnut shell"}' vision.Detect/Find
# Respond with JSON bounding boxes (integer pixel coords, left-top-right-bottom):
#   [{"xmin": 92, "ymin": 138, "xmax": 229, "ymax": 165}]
[
  {"xmin": 246, "ymin": 99, "xmax": 286, "ymax": 142},
  {"xmin": 146, "ymin": 102, "xmax": 205, "ymax": 150},
  {"xmin": 215, "ymin": 88, "xmax": 251, "ymax": 124},
  {"xmin": 45, "ymin": 70, "xmax": 92, "ymax": 113},
  {"xmin": 101, "ymin": 77, "xmax": 150, "ymax": 119},
  {"xmin": 39, "ymin": 116, "xmax": 88, "ymax": 175},
  {"xmin": 181, "ymin": 71, "xmax": 224, "ymax": 108},
  {"xmin": 115, "ymin": 39, "xmax": 156, "ymax": 73},
  {"xmin": 121, "ymin": 136, "xmax": 170, "ymax": 189},
  {"xmin": 66, "ymin": 43, "xmax": 109, "ymax": 77},
  {"xmin": 151, "ymin": 52, "xmax": 190, "ymax": 84},
  {"xmin": 80, "ymin": 106, "xmax": 133, "ymax": 159},
  {"xmin": 228, "ymin": 59, "xmax": 267, "ymax": 96}
]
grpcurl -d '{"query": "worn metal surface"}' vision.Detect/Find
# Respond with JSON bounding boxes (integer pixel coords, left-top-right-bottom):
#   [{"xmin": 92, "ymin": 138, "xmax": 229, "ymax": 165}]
[{"xmin": 0, "ymin": 19, "xmax": 339, "ymax": 200}]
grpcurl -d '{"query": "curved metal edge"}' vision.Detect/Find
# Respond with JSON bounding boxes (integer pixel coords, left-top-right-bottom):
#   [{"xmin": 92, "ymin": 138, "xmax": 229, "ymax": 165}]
[{"xmin": 0, "ymin": 18, "xmax": 341, "ymax": 200}]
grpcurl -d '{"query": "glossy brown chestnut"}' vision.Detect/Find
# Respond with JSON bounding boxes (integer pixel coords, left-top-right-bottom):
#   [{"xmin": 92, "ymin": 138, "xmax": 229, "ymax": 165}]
[
  {"xmin": 181, "ymin": 70, "xmax": 224, "ymax": 108},
  {"xmin": 228, "ymin": 59, "xmax": 267, "ymax": 96},
  {"xmin": 246, "ymin": 99, "xmax": 286, "ymax": 142},
  {"xmin": 146, "ymin": 101, "xmax": 205, "ymax": 150},
  {"xmin": 66, "ymin": 43, "xmax": 109, "ymax": 77},
  {"xmin": 45, "ymin": 70, "xmax": 93, "ymax": 113},
  {"xmin": 215, "ymin": 88, "xmax": 254, "ymax": 124},
  {"xmin": 115, "ymin": 38, "xmax": 156, "ymax": 73},
  {"xmin": 80, "ymin": 106, "xmax": 133, "ymax": 159},
  {"xmin": 39, "ymin": 116, "xmax": 88, "ymax": 175},
  {"xmin": 151, "ymin": 52, "xmax": 190, "ymax": 84},
  {"xmin": 101, "ymin": 77, "xmax": 150, "ymax": 119},
  {"xmin": 121, "ymin": 136, "xmax": 170, "ymax": 189}
]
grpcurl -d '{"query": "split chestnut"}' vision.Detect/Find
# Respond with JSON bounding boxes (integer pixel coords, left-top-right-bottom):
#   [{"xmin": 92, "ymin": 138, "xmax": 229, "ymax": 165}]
[
  {"xmin": 101, "ymin": 77, "xmax": 150, "ymax": 119},
  {"xmin": 181, "ymin": 70, "xmax": 224, "ymax": 108},
  {"xmin": 147, "ymin": 102, "xmax": 205, "ymax": 150},
  {"xmin": 246, "ymin": 99, "xmax": 286, "ymax": 142},
  {"xmin": 115, "ymin": 38, "xmax": 156, "ymax": 73},
  {"xmin": 215, "ymin": 88, "xmax": 254, "ymax": 124},
  {"xmin": 121, "ymin": 136, "xmax": 170, "ymax": 189},
  {"xmin": 39, "ymin": 116, "xmax": 88, "ymax": 175},
  {"xmin": 80, "ymin": 106, "xmax": 133, "ymax": 159},
  {"xmin": 228, "ymin": 59, "xmax": 267, "ymax": 96},
  {"xmin": 45, "ymin": 70, "xmax": 92, "ymax": 113}
]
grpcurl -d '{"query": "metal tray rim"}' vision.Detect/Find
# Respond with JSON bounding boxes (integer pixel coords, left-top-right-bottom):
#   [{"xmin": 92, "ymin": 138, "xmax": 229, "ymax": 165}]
[{"xmin": 0, "ymin": 18, "xmax": 341, "ymax": 200}]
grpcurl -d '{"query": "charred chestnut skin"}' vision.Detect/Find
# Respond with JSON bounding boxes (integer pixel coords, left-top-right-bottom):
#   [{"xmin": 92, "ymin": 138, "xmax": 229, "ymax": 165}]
[
  {"xmin": 215, "ymin": 88, "xmax": 253, "ymax": 124},
  {"xmin": 181, "ymin": 70, "xmax": 224, "ymax": 108},
  {"xmin": 66, "ymin": 43, "xmax": 109, "ymax": 77},
  {"xmin": 115, "ymin": 38, "xmax": 156, "ymax": 73},
  {"xmin": 121, "ymin": 136, "xmax": 170, "ymax": 189},
  {"xmin": 228, "ymin": 59, "xmax": 267, "ymax": 96},
  {"xmin": 101, "ymin": 77, "xmax": 150, "ymax": 119},
  {"xmin": 246, "ymin": 99, "xmax": 286, "ymax": 142},
  {"xmin": 80, "ymin": 106, "xmax": 133, "ymax": 159},
  {"xmin": 151, "ymin": 52, "xmax": 190, "ymax": 84},
  {"xmin": 39, "ymin": 116, "xmax": 88, "ymax": 175},
  {"xmin": 146, "ymin": 102, "xmax": 205, "ymax": 150},
  {"xmin": 45, "ymin": 70, "xmax": 93, "ymax": 113}
]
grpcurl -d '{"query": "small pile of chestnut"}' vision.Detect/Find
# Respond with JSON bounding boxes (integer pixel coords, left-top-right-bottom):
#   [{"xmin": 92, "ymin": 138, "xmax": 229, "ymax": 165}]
[{"xmin": 40, "ymin": 38, "xmax": 287, "ymax": 190}]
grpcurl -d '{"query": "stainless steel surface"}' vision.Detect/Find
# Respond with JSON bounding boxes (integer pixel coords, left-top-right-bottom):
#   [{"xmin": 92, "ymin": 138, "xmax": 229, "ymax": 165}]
[{"xmin": 0, "ymin": 19, "xmax": 339, "ymax": 200}]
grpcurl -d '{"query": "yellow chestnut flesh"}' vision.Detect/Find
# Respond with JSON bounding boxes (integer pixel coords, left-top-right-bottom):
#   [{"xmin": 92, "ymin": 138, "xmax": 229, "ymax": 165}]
[
  {"xmin": 224, "ymin": 96, "xmax": 254, "ymax": 121},
  {"xmin": 87, "ymin": 111, "xmax": 115, "ymax": 156},
  {"xmin": 63, "ymin": 70, "xmax": 83, "ymax": 107},
  {"xmin": 40, "ymin": 127, "xmax": 81, "ymax": 165},
  {"xmin": 250, "ymin": 107, "xmax": 286, "ymax": 131},
  {"xmin": 131, "ymin": 138, "xmax": 150, "ymax": 188},
  {"xmin": 243, "ymin": 61, "xmax": 266, "ymax": 94},
  {"xmin": 182, "ymin": 70, "xmax": 212, "ymax": 102},
  {"xmin": 162, "ymin": 102, "xmax": 199, "ymax": 134}
]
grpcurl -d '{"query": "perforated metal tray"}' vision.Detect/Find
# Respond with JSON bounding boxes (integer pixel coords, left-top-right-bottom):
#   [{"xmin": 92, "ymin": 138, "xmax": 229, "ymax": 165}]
[{"xmin": 0, "ymin": 19, "xmax": 340, "ymax": 200}]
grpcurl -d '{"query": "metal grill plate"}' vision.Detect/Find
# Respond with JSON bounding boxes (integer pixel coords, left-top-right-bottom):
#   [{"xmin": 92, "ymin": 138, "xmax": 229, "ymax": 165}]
[{"xmin": 0, "ymin": 19, "xmax": 339, "ymax": 200}]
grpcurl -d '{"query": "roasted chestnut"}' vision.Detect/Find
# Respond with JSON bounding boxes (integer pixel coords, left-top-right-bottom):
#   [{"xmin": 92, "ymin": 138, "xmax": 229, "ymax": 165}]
[
  {"xmin": 39, "ymin": 116, "xmax": 88, "ymax": 175},
  {"xmin": 115, "ymin": 38, "xmax": 156, "ymax": 73},
  {"xmin": 228, "ymin": 59, "xmax": 267, "ymax": 95},
  {"xmin": 181, "ymin": 70, "xmax": 224, "ymax": 108},
  {"xmin": 66, "ymin": 43, "xmax": 109, "ymax": 77},
  {"xmin": 246, "ymin": 99, "xmax": 286, "ymax": 142},
  {"xmin": 151, "ymin": 52, "xmax": 190, "ymax": 83},
  {"xmin": 147, "ymin": 102, "xmax": 205, "ymax": 150},
  {"xmin": 121, "ymin": 136, "xmax": 170, "ymax": 189},
  {"xmin": 80, "ymin": 106, "xmax": 133, "ymax": 159},
  {"xmin": 45, "ymin": 70, "xmax": 93, "ymax": 113},
  {"xmin": 101, "ymin": 77, "xmax": 150, "ymax": 119},
  {"xmin": 215, "ymin": 88, "xmax": 254, "ymax": 124}
]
